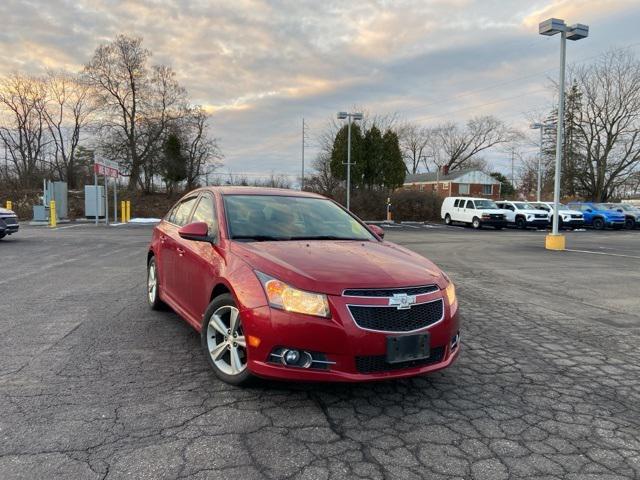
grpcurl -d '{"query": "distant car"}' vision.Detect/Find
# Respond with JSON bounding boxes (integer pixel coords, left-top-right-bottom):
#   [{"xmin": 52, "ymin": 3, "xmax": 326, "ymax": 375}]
[
  {"xmin": 0, "ymin": 207, "xmax": 19, "ymax": 240},
  {"xmin": 604, "ymin": 203, "xmax": 640, "ymax": 230},
  {"xmin": 566, "ymin": 202, "xmax": 626, "ymax": 230},
  {"xmin": 440, "ymin": 197, "xmax": 507, "ymax": 229},
  {"xmin": 495, "ymin": 201, "xmax": 550, "ymax": 229},
  {"xmin": 530, "ymin": 202, "xmax": 584, "ymax": 230}
]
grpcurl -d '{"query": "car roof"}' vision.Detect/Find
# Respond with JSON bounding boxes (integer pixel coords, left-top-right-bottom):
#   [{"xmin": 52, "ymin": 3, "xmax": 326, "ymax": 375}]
[{"xmin": 197, "ymin": 186, "xmax": 326, "ymax": 199}]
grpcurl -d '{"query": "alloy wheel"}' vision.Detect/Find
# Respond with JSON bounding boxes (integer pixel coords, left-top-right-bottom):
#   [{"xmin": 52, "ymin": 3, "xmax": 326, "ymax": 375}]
[{"xmin": 206, "ymin": 306, "xmax": 247, "ymax": 376}]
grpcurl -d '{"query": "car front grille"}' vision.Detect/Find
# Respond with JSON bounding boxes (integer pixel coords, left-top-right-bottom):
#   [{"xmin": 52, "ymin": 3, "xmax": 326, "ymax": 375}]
[
  {"xmin": 355, "ymin": 346, "xmax": 445, "ymax": 373},
  {"xmin": 348, "ymin": 298, "xmax": 444, "ymax": 332},
  {"xmin": 343, "ymin": 285, "xmax": 439, "ymax": 297},
  {"xmin": 571, "ymin": 214, "xmax": 582, "ymax": 219},
  {"xmin": 534, "ymin": 214, "xmax": 547, "ymax": 219},
  {"xmin": 489, "ymin": 214, "xmax": 504, "ymax": 220},
  {"xmin": 0, "ymin": 217, "xmax": 17, "ymax": 225}
]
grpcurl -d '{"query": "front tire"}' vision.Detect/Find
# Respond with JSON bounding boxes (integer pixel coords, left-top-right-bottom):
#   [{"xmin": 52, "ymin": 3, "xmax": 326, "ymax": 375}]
[
  {"xmin": 593, "ymin": 217, "xmax": 605, "ymax": 230},
  {"xmin": 147, "ymin": 257, "xmax": 166, "ymax": 310},
  {"xmin": 444, "ymin": 214, "xmax": 452, "ymax": 225},
  {"xmin": 515, "ymin": 217, "xmax": 526, "ymax": 229},
  {"xmin": 625, "ymin": 218, "xmax": 635, "ymax": 230},
  {"xmin": 201, "ymin": 293, "xmax": 252, "ymax": 386},
  {"xmin": 472, "ymin": 217, "xmax": 481, "ymax": 229}
]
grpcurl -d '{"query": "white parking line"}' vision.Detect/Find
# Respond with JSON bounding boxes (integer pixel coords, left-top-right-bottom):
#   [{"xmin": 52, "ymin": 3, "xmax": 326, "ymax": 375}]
[
  {"xmin": 53, "ymin": 224, "xmax": 83, "ymax": 230},
  {"xmin": 565, "ymin": 248, "xmax": 640, "ymax": 260}
]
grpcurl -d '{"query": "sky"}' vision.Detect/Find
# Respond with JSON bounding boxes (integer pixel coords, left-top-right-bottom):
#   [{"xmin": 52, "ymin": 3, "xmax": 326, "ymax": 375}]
[{"xmin": 1, "ymin": 0, "xmax": 639, "ymax": 182}]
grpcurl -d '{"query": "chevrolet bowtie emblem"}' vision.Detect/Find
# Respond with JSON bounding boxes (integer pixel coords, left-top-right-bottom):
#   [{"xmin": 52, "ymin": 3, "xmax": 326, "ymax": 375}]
[{"xmin": 388, "ymin": 293, "xmax": 417, "ymax": 310}]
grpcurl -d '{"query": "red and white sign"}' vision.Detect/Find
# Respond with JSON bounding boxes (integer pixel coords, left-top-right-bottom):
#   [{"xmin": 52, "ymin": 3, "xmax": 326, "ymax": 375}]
[{"xmin": 94, "ymin": 160, "xmax": 119, "ymax": 178}]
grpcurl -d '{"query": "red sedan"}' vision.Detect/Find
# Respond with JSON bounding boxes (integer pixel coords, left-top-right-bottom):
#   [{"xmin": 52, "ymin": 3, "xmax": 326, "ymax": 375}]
[{"xmin": 147, "ymin": 187, "xmax": 460, "ymax": 385}]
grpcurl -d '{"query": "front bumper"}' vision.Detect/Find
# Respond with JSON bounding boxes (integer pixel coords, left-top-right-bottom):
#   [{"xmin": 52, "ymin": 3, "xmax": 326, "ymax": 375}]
[
  {"xmin": 242, "ymin": 292, "xmax": 460, "ymax": 382},
  {"xmin": 560, "ymin": 218, "xmax": 584, "ymax": 228},
  {"xmin": 0, "ymin": 218, "xmax": 19, "ymax": 234},
  {"xmin": 526, "ymin": 219, "xmax": 550, "ymax": 228}
]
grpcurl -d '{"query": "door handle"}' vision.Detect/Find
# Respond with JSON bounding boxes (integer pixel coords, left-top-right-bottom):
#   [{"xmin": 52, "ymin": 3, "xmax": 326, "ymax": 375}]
[{"xmin": 177, "ymin": 247, "xmax": 185, "ymax": 257}]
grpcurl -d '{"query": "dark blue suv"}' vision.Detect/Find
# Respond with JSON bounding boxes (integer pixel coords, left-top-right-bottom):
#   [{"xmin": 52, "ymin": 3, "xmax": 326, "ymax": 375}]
[{"xmin": 567, "ymin": 202, "xmax": 625, "ymax": 230}]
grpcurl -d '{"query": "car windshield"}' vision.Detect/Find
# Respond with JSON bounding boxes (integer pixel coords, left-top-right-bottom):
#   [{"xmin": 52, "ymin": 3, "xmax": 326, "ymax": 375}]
[
  {"xmin": 513, "ymin": 202, "xmax": 537, "ymax": 210},
  {"xmin": 618, "ymin": 204, "xmax": 634, "ymax": 211},
  {"xmin": 223, "ymin": 194, "xmax": 375, "ymax": 241},
  {"xmin": 474, "ymin": 200, "xmax": 498, "ymax": 209}
]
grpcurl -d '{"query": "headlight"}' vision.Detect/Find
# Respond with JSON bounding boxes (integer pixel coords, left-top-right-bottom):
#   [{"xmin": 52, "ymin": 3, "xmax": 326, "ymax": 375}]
[
  {"xmin": 256, "ymin": 272, "xmax": 330, "ymax": 318},
  {"xmin": 445, "ymin": 282, "xmax": 456, "ymax": 306}
]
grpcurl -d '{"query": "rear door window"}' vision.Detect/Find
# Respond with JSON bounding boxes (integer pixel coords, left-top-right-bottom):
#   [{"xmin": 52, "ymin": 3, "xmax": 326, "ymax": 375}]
[{"xmin": 466, "ymin": 200, "xmax": 474, "ymax": 209}]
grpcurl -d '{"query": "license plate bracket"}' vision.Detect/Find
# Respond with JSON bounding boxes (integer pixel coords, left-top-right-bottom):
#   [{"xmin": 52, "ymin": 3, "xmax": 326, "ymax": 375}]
[{"xmin": 386, "ymin": 333, "xmax": 430, "ymax": 364}]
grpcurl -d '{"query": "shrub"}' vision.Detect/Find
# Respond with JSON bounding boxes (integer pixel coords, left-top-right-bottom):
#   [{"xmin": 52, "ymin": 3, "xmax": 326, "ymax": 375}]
[{"xmin": 390, "ymin": 190, "xmax": 442, "ymax": 222}]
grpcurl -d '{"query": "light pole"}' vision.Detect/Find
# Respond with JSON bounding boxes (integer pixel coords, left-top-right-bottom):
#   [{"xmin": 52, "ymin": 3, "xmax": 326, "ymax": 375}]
[
  {"xmin": 337, "ymin": 111, "xmax": 363, "ymax": 210},
  {"xmin": 530, "ymin": 122, "xmax": 554, "ymax": 202},
  {"xmin": 539, "ymin": 18, "xmax": 588, "ymax": 250}
]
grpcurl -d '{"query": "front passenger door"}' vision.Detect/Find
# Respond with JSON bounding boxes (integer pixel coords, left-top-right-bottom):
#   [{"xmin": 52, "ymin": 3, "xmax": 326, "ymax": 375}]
[{"xmin": 176, "ymin": 193, "xmax": 224, "ymax": 324}]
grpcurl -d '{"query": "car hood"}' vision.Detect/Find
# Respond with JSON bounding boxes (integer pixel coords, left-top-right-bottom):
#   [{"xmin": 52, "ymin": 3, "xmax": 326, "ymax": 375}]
[
  {"xmin": 230, "ymin": 240, "xmax": 446, "ymax": 296},
  {"xmin": 558, "ymin": 209, "xmax": 582, "ymax": 216}
]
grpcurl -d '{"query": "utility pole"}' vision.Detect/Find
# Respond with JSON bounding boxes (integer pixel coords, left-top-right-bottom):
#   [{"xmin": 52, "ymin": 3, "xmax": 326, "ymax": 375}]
[
  {"xmin": 336, "ymin": 111, "xmax": 363, "ymax": 211},
  {"xmin": 301, "ymin": 117, "xmax": 306, "ymax": 190},
  {"xmin": 511, "ymin": 148, "xmax": 515, "ymax": 189}
]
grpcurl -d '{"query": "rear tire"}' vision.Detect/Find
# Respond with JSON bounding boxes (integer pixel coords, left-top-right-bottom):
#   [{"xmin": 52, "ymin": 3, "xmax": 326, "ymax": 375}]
[
  {"xmin": 592, "ymin": 217, "xmax": 605, "ymax": 230},
  {"xmin": 472, "ymin": 217, "xmax": 481, "ymax": 229},
  {"xmin": 444, "ymin": 214, "xmax": 452, "ymax": 225},
  {"xmin": 0, "ymin": 233, "xmax": 5, "ymax": 240},
  {"xmin": 201, "ymin": 293, "xmax": 253, "ymax": 386},
  {"xmin": 515, "ymin": 217, "xmax": 526, "ymax": 229}
]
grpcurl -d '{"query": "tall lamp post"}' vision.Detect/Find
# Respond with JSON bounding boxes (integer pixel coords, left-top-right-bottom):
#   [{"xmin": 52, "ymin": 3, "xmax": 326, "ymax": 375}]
[
  {"xmin": 539, "ymin": 18, "xmax": 589, "ymax": 250},
  {"xmin": 530, "ymin": 122, "xmax": 554, "ymax": 202},
  {"xmin": 337, "ymin": 111, "xmax": 363, "ymax": 210}
]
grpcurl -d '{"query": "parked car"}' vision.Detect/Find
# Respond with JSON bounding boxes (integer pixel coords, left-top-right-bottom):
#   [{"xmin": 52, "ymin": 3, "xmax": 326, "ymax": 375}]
[
  {"xmin": 147, "ymin": 187, "xmax": 460, "ymax": 385},
  {"xmin": 440, "ymin": 196, "xmax": 507, "ymax": 229},
  {"xmin": 0, "ymin": 207, "xmax": 19, "ymax": 239},
  {"xmin": 495, "ymin": 201, "xmax": 550, "ymax": 229},
  {"xmin": 604, "ymin": 203, "xmax": 640, "ymax": 229},
  {"xmin": 530, "ymin": 202, "xmax": 584, "ymax": 230},
  {"xmin": 566, "ymin": 202, "xmax": 626, "ymax": 230}
]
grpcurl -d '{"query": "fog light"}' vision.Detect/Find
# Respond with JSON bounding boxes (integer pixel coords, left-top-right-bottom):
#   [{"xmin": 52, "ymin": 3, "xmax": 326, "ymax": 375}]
[
  {"xmin": 451, "ymin": 332, "xmax": 460, "ymax": 350},
  {"xmin": 283, "ymin": 349, "xmax": 300, "ymax": 365}
]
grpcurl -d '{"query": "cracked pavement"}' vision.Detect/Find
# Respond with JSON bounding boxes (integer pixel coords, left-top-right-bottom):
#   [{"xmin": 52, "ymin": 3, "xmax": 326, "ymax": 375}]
[{"xmin": 1, "ymin": 224, "xmax": 639, "ymax": 479}]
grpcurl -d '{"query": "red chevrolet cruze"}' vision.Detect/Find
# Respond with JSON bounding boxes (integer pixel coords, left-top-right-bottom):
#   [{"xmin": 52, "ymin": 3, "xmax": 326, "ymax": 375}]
[{"xmin": 147, "ymin": 187, "xmax": 460, "ymax": 385}]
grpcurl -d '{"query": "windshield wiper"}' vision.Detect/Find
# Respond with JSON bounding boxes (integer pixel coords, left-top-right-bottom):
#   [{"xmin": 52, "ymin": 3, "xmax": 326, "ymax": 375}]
[{"xmin": 232, "ymin": 235, "xmax": 287, "ymax": 242}]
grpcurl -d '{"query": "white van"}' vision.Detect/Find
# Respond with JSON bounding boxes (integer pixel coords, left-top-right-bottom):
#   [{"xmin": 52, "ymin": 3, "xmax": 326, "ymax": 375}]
[{"xmin": 441, "ymin": 197, "xmax": 508, "ymax": 229}]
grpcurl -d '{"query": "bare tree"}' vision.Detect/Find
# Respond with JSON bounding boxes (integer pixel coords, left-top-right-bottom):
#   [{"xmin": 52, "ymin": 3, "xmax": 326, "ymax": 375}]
[
  {"xmin": 180, "ymin": 105, "xmax": 222, "ymax": 189},
  {"xmin": 43, "ymin": 71, "xmax": 96, "ymax": 188},
  {"xmin": 84, "ymin": 35, "xmax": 185, "ymax": 191},
  {"xmin": 573, "ymin": 50, "xmax": 640, "ymax": 201},
  {"xmin": 397, "ymin": 122, "xmax": 430, "ymax": 174},
  {"xmin": 0, "ymin": 74, "xmax": 48, "ymax": 188},
  {"xmin": 425, "ymin": 115, "xmax": 517, "ymax": 171},
  {"xmin": 306, "ymin": 152, "xmax": 342, "ymax": 197}
]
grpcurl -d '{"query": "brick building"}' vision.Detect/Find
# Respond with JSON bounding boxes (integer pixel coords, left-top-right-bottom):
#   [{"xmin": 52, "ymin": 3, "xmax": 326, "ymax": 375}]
[{"xmin": 402, "ymin": 168, "xmax": 502, "ymax": 200}]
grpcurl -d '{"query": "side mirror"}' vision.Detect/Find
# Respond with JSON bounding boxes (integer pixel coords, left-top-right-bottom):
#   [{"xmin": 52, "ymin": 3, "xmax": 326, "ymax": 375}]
[
  {"xmin": 586, "ymin": 208, "xmax": 593, "ymax": 213},
  {"xmin": 368, "ymin": 224, "xmax": 385, "ymax": 239},
  {"xmin": 178, "ymin": 221, "xmax": 214, "ymax": 243}
]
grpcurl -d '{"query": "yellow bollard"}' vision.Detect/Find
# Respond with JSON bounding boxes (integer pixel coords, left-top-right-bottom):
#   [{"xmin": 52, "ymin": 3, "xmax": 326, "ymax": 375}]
[
  {"xmin": 121, "ymin": 201, "xmax": 126, "ymax": 224},
  {"xmin": 126, "ymin": 200, "xmax": 131, "ymax": 222},
  {"xmin": 6, "ymin": 200, "xmax": 12, "ymax": 210},
  {"xmin": 49, "ymin": 200, "xmax": 57, "ymax": 228}
]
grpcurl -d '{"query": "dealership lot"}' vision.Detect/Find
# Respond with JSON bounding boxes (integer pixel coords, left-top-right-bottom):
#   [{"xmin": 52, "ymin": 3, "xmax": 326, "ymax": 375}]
[{"xmin": 1, "ymin": 224, "xmax": 639, "ymax": 479}]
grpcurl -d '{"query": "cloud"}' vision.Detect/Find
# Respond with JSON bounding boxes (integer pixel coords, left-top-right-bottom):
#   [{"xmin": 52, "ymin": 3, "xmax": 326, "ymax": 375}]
[{"xmin": 0, "ymin": 0, "xmax": 638, "ymax": 178}]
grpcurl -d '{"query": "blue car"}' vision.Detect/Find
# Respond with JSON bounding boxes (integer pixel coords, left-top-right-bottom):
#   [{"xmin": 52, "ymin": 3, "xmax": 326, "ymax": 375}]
[{"xmin": 567, "ymin": 202, "xmax": 626, "ymax": 230}]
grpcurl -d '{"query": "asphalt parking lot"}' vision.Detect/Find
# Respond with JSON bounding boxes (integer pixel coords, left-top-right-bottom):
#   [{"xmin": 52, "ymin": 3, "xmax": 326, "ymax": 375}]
[{"xmin": 1, "ymin": 223, "xmax": 639, "ymax": 480}]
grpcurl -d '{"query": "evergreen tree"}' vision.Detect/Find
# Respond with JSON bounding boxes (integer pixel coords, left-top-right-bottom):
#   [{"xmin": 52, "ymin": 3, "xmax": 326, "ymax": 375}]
[
  {"xmin": 361, "ymin": 125, "xmax": 384, "ymax": 188},
  {"xmin": 490, "ymin": 172, "xmax": 515, "ymax": 198},
  {"xmin": 330, "ymin": 124, "xmax": 363, "ymax": 182},
  {"xmin": 162, "ymin": 133, "xmax": 187, "ymax": 193},
  {"xmin": 382, "ymin": 130, "xmax": 406, "ymax": 189}
]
